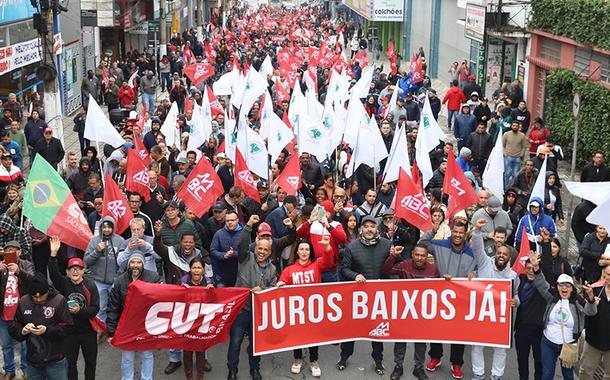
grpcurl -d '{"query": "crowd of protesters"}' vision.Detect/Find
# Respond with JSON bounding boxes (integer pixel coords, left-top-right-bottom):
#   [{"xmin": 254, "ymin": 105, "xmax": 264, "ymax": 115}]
[{"xmin": 0, "ymin": 2, "xmax": 609, "ymax": 380}]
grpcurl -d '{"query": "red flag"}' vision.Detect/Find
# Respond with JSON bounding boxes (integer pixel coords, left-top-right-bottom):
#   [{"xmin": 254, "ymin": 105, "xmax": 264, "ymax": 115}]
[
  {"xmin": 411, "ymin": 160, "xmax": 422, "ymax": 192},
  {"xmin": 442, "ymin": 151, "xmax": 479, "ymax": 220},
  {"xmin": 275, "ymin": 79, "xmax": 290, "ymax": 106},
  {"xmin": 394, "ymin": 169, "xmax": 433, "ymax": 231},
  {"xmin": 184, "ymin": 96, "xmax": 193, "ymax": 114},
  {"xmin": 111, "ymin": 281, "xmax": 250, "ymax": 351},
  {"xmin": 176, "ymin": 156, "xmax": 224, "ymax": 218},
  {"xmin": 125, "ymin": 148, "xmax": 152, "ymax": 202},
  {"xmin": 353, "ymin": 49, "xmax": 368, "ymax": 68},
  {"xmin": 102, "ymin": 174, "xmax": 134, "ymax": 235},
  {"xmin": 203, "ymin": 40, "xmax": 217, "ymax": 60},
  {"xmin": 132, "ymin": 132, "xmax": 152, "ymax": 167},
  {"xmin": 386, "ymin": 40, "xmax": 396, "ymax": 61},
  {"xmin": 234, "ymin": 149, "xmax": 261, "ymax": 204},
  {"xmin": 411, "ymin": 56, "xmax": 424, "ymax": 84},
  {"xmin": 276, "ymin": 152, "xmax": 301, "ymax": 196},
  {"xmin": 183, "ymin": 63, "xmax": 215, "ymax": 86},
  {"xmin": 207, "ymin": 86, "xmax": 224, "ymax": 116},
  {"xmin": 512, "ymin": 227, "xmax": 531, "ymax": 275},
  {"xmin": 101, "ymin": 66, "xmax": 109, "ymax": 87},
  {"xmin": 183, "ymin": 44, "xmax": 195, "ymax": 64}
]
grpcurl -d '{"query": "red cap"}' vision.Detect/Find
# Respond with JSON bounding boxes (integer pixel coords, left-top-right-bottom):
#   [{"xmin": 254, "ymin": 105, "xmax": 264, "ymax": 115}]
[
  {"xmin": 320, "ymin": 200, "xmax": 334, "ymax": 214},
  {"xmin": 257, "ymin": 222, "xmax": 272, "ymax": 236},
  {"xmin": 469, "ymin": 74, "xmax": 476, "ymax": 81},
  {"xmin": 43, "ymin": 127, "xmax": 53, "ymax": 134},
  {"xmin": 67, "ymin": 258, "xmax": 84, "ymax": 268}
]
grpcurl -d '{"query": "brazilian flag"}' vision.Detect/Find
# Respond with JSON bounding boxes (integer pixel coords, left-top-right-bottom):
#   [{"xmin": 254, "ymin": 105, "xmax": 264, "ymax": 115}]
[{"xmin": 23, "ymin": 156, "xmax": 92, "ymax": 250}]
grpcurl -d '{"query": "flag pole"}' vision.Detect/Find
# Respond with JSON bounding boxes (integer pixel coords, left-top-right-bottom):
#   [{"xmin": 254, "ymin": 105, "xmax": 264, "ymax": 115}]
[
  {"xmin": 334, "ymin": 145, "xmax": 339, "ymax": 184},
  {"xmin": 96, "ymin": 140, "xmax": 106, "ymax": 188},
  {"xmin": 373, "ymin": 144, "xmax": 376, "ymax": 190}
]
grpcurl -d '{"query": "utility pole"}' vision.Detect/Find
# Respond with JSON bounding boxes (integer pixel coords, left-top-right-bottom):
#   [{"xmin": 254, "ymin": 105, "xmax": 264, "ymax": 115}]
[
  {"xmin": 160, "ymin": 0, "xmax": 167, "ymax": 57},
  {"xmin": 197, "ymin": 0, "xmax": 204, "ymax": 41}
]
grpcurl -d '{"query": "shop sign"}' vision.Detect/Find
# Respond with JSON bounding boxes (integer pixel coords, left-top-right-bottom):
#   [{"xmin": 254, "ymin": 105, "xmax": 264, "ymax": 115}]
[
  {"xmin": 371, "ymin": 0, "xmax": 403, "ymax": 21},
  {"xmin": 465, "ymin": 3, "xmax": 486, "ymax": 43}
]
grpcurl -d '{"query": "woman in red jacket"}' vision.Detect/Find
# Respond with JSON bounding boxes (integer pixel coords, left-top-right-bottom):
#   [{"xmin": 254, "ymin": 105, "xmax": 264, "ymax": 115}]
[
  {"xmin": 276, "ymin": 238, "xmax": 332, "ymax": 378},
  {"xmin": 118, "ymin": 81, "xmax": 135, "ymax": 108}
]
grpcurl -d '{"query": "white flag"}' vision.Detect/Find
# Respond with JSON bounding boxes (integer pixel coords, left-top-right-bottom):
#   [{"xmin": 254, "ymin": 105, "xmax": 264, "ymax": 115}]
[
  {"xmin": 127, "ymin": 71, "xmax": 138, "ymax": 89},
  {"xmin": 84, "ymin": 94, "xmax": 126, "ymax": 148},
  {"xmin": 415, "ymin": 121, "xmax": 434, "ymax": 189},
  {"xmin": 586, "ymin": 192, "xmax": 610, "ymax": 230},
  {"xmin": 236, "ymin": 67, "xmax": 268, "ymax": 118},
  {"xmin": 213, "ymin": 66, "xmax": 238, "ymax": 96},
  {"xmin": 565, "ymin": 181, "xmax": 610, "ymax": 205},
  {"xmin": 383, "ymin": 82, "xmax": 401, "ymax": 118},
  {"xmin": 259, "ymin": 91, "xmax": 274, "ymax": 140},
  {"xmin": 346, "ymin": 115, "xmax": 388, "ymax": 177},
  {"xmin": 188, "ymin": 103, "xmax": 211, "ymax": 151},
  {"xmin": 306, "ymin": 89, "xmax": 323, "ymax": 122},
  {"xmin": 482, "ymin": 131, "xmax": 505, "ymax": 200},
  {"xmin": 288, "ymin": 82, "xmax": 306, "ymax": 131},
  {"xmin": 343, "ymin": 99, "xmax": 369, "ymax": 147},
  {"xmin": 349, "ymin": 64, "xmax": 375, "ymax": 100},
  {"xmin": 267, "ymin": 110, "xmax": 294, "ymax": 163},
  {"xmin": 383, "ymin": 124, "xmax": 411, "ymax": 183},
  {"xmin": 224, "ymin": 110, "xmax": 238, "ymax": 164},
  {"xmin": 324, "ymin": 69, "xmax": 350, "ymax": 109},
  {"xmin": 298, "ymin": 114, "xmax": 329, "ymax": 162},
  {"xmin": 259, "ymin": 55, "xmax": 274, "ymax": 78},
  {"xmin": 236, "ymin": 116, "xmax": 269, "ymax": 179},
  {"xmin": 418, "ymin": 95, "xmax": 446, "ymax": 152},
  {"xmin": 160, "ymin": 101, "xmax": 180, "ymax": 147},
  {"xmin": 528, "ymin": 156, "xmax": 547, "ymax": 206}
]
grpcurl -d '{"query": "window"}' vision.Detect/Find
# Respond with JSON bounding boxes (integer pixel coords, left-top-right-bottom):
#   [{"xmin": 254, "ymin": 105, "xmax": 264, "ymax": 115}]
[
  {"xmin": 536, "ymin": 69, "xmax": 548, "ymax": 118},
  {"xmin": 540, "ymin": 37, "xmax": 561, "ymax": 64},
  {"xmin": 592, "ymin": 52, "xmax": 610, "ymax": 84},
  {"xmin": 575, "ymin": 47, "xmax": 591, "ymax": 74}
]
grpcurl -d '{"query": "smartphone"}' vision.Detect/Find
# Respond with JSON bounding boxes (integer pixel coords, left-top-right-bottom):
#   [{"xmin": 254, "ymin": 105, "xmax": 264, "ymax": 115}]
[
  {"xmin": 317, "ymin": 207, "xmax": 325, "ymax": 221},
  {"xmin": 67, "ymin": 300, "xmax": 78, "ymax": 308},
  {"xmin": 3, "ymin": 250, "xmax": 17, "ymax": 265}
]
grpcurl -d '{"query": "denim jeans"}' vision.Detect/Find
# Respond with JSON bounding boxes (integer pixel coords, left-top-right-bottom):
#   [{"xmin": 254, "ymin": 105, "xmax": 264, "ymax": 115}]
[
  {"xmin": 121, "ymin": 350, "xmax": 154, "ymax": 380},
  {"xmin": 142, "ymin": 93, "xmax": 156, "ymax": 114},
  {"xmin": 227, "ymin": 310, "xmax": 259, "ymax": 371},
  {"xmin": 540, "ymin": 335, "xmax": 573, "ymax": 380},
  {"xmin": 161, "ymin": 73, "xmax": 171, "ymax": 92},
  {"xmin": 504, "ymin": 156, "xmax": 522, "ymax": 189},
  {"xmin": 169, "ymin": 348, "xmax": 182, "ymax": 363},
  {"xmin": 515, "ymin": 324, "xmax": 543, "ymax": 380},
  {"xmin": 95, "ymin": 281, "xmax": 112, "ymax": 322},
  {"xmin": 447, "ymin": 109, "xmax": 458, "ymax": 132},
  {"xmin": 340, "ymin": 341, "xmax": 383, "ymax": 363},
  {"xmin": 27, "ymin": 358, "xmax": 66, "ymax": 380},
  {"xmin": 0, "ymin": 319, "xmax": 27, "ymax": 374}
]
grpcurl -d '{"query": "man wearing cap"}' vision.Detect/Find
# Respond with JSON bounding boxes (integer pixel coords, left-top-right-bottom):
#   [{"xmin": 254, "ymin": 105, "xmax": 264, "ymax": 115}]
[
  {"xmin": 466, "ymin": 91, "xmax": 481, "ymax": 110},
  {"xmin": 265, "ymin": 195, "xmax": 299, "ymax": 266},
  {"xmin": 404, "ymin": 93, "xmax": 420, "ymax": 128},
  {"xmin": 106, "ymin": 252, "xmax": 160, "ymax": 380},
  {"xmin": 0, "ymin": 240, "xmax": 34, "ymax": 379},
  {"xmin": 239, "ymin": 214, "xmax": 297, "ymax": 264},
  {"xmin": 10, "ymin": 272, "xmax": 73, "ymax": 379},
  {"xmin": 453, "ymin": 104, "xmax": 476, "ymax": 151},
  {"xmin": 337, "ymin": 215, "xmax": 393, "ymax": 375},
  {"xmin": 170, "ymin": 157, "xmax": 192, "ymax": 191},
  {"xmin": 84, "ymin": 216, "xmax": 127, "ymax": 323},
  {"xmin": 0, "ymin": 131, "xmax": 23, "ymax": 170},
  {"xmin": 463, "ymin": 75, "xmax": 482, "ymax": 99},
  {"xmin": 0, "ymin": 215, "xmax": 32, "ymax": 262},
  {"xmin": 470, "ymin": 195, "xmax": 513, "ymax": 256},
  {"xmin": 379, "ymin": 209, "xmax": 419, "ymax": 255},
  {"xmin": 470, "ymin": 219, "xmax": 520, "ymax": 380},
  {"xmin": 48, "ymin": 236, "xmax": 100, "ymax": 380},
  {"xmin": 456, "ymin": 147, "xmax": 472, "ymax": 173},
  {"xmin": 0, "ymin": 152, "xmax": 24, "ymax": 199},
  {"xmin": 514, "ymin": 197, "xmax": 557, "ymax": 252},
  {"xmin": 206, "ymin": 201, "xmax": 227, "ymax": 238},
  {"xmin": 33, "ymin": 127, "xmax": 64, "ymax": 170}
]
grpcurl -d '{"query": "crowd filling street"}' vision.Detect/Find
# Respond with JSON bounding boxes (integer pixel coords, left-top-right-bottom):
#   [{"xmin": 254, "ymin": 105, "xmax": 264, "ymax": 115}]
[{"xmin": 0, "ymin": 2, "xmax": 610, "ymax": 380}]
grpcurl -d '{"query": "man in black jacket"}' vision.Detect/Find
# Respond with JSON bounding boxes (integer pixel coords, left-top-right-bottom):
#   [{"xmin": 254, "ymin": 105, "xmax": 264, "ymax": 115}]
[
  {"xmin": 107, "ymin": 253, "xmax": 160, "ymax": 380},
  {"xmin": 48, "ymin": 236, "xmax": 100, "ymax": 380},
  {"xmin": 33, "ymin": 128, "xmax": 65, "ymax": 170},
  {"xmin": 466, "ymin": 122, "xmax": 493, "ymax": 173},
  {"xmin": 10, "ymin": 272, "xmax": 73, "ymax": 379},
  {"xmin": 580, "ymin": 151, "xmax": 610, "ymax": 182},
  {"xmin": 337, "ymin": 216, "xmax": 393, "ymax": 375}
]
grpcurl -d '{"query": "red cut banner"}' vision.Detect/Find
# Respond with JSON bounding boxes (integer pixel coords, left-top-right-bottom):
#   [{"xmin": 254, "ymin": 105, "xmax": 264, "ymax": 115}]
[
  {"xmin": 252, "ymin": 279, "xmax": 512, "ymax": 355},
  {"xmin": 112, "ymin": 282, "xmax": 250, "ymax": 351}
]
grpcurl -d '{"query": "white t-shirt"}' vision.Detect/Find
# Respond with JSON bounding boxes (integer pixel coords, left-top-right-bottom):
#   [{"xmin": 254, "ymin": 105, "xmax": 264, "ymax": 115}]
[{"xmin": 544, "ymin": 299, "xmax": 575, "ymax": 344}]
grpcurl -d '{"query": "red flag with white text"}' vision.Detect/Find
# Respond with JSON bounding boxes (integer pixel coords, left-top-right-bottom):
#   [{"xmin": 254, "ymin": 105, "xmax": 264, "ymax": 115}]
[
  {"xmin": 275, "ymin": 79, "xmax": 291, "ymax": 106},
  {"xmin": 234, "ymin": 149, "xmax": 261, "ymax": 204},
  {"xmin": 125, "ymin": 148, "xmax": 152, "ymax": 202},
  {"xmin": 102, "ymin": 174, "xmax": 134, "ymax": 235},
  {"xmin": 276, "ymin": 152, "xmax": 301, "ymax": 196},
  {"xmin": 442, "ymin": 151, "xmax": 479, "ymax": 220},
  {"xmin": 183, "ymin": 63, "xmax": 216, "ymax": 86},
  {"xmin": 176, "ymin": 156, "xmax": 224, "ymax": 217},
  {"xmin": 111, "ymin": 281, "xmax": 250, "ymax": 351},
  {"xmin": 207, "ymin": 86, "xmax": 224, "ymax": 116},
  {"xmin": 394, "ymin": 168, "xmax": 433, "ymax": 231},
  {"xmin": 512, "ymin": 228, "xmax": 531, "ymax": 275},
  {"xmin": 132, "ymin": 133, "xmax": 152, "ymax": 167}
]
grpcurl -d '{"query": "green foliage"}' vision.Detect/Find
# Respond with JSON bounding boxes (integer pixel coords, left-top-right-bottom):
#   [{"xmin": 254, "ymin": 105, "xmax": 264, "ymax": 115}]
[
  {"xmin": 545, "ymin": 69, "xmax": 610, "ymax": 166},
  {"xmin": 529, "ymin": 0, "xmax": 610, "ymax": 50}
]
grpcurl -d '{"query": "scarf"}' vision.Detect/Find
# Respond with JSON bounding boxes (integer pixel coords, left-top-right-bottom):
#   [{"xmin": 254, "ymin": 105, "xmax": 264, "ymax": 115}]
[{"xmin": 359, "ymin": 231, "xmax": 380, "ymax": 246}]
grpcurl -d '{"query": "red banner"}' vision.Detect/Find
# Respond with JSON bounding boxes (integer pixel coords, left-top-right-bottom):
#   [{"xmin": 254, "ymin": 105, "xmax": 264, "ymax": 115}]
[
  {"xmin": 253, "ymin": 279, "xmax": 512, "ymax": 355},
  {"xmin": 112, "ymin": 282, "xmax": 250, "ymax": 351}
]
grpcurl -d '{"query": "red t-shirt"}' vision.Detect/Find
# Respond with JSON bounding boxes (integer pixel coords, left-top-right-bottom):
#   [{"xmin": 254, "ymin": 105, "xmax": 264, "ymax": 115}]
[{"xmin": 2, "ymin": 272, "xmax": 19, "ymax": 321}]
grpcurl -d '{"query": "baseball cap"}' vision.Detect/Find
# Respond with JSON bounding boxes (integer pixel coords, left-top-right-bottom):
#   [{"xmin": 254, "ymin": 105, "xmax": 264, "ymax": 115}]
[
  {"xmin": 257, "ymin": 180, "xmax": 268, "ymax": 189},
  {"xmin": 177, "ymin": 157, "xmax": 188, "ymax": 164},
  {"xmin": 43, "ymin": 127, "xmax": 53, "ymax": 134},
  {"xmin": 488, "ymin": 196, "xmax": 502, "ymax": 212},
  {"xmin": 30, "ymin": 273, "xmax": 49, "ymax": 296},
  {"xmin": 556, "ymin": 274, "xmax": 574, "ymax": 287},
  {"xmin": 1, "ymin": 152, "xmax": 12, "ymax": 159},
  {"xmin": 319, "ymin": 200, "xmax": 334, "ymax": 214},
  {"xmin": 67, "ymin": 257, "xmax": 85, "ymax": 268},
  {"xmin": 257, "ymin": 222, "xmax": 272, "ymax": 236},
  {"xmin": 383, "ymin": 209, "xmax": 395, "ymax": 217},
  {"xmin": 212, "ymin": 201, "xmax": 226, "ymax": 211},
  {"xmin": 4, "ymin": 240, "xmax": 20, "ymax": 249},
  {"xmin": 361, "ymin": 215, "xmax": 378, "ymax": 225},
  {"xmin": 216, "ymin": 152, "xmax": 227, "ymax": 159}
]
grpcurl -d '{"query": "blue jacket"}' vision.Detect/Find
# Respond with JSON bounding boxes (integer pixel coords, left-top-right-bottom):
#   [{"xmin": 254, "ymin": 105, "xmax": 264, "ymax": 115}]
[
  {"xmin": 514, "ymin": 196, "xmax": 557, "ymax": 244},
  {"xmin": 456, "ymin": 156, "xmax": 471, "ymax": 173},
  {"xmin": 265, "ymin": 205, "xmax": 289, "ymax": 238},
  {"xmin": 209, "ymin": 224, "xmax": 243, "ymax": 286},
  {"xmin": 453, "ymin": 112, "xmax": 477, "ymax": 141}
]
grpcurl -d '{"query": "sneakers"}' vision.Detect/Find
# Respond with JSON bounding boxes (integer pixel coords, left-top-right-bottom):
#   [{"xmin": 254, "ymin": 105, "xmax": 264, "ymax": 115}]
[
  {"xmin": 336, "ymin": 358, "xmax": 347, "ymax": 371},
  {"xmin": 490, "ymin": 376, "xmax": 503, "ymax": 380},
  {"xmin": 451, "ymin": 364, "xmax": 464, "ymax": 379},
  {"xmin": 390, "ymin": 365, "xmax": 403, "ymax": 380},
  {"xmin": 471, "ymin": 374, "xmax": 485, "ymax": 380},
  {"xmin": 310, "ymin": 361, "xmax": 321, "ymax": 377},
  {"xmin": 374, "ymin": 361, "xmax": 385, "ymax": 375},
  {"xmin": 291, "ymin": 359, "xmax": 304, "ymax": 374},
  {"xmin": 425, "ymin": 358, "xmax": 442, "ymax": 372},
  {"xmin": 413, "ymin": 366, "xmax": 429, "ymax": 380}
]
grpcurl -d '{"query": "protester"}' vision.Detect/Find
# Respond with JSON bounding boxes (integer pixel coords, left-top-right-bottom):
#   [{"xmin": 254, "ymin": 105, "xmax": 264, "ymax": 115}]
[{"xmin": 48, "ymin": 236, "xmax": 100, "ymax": 380}]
